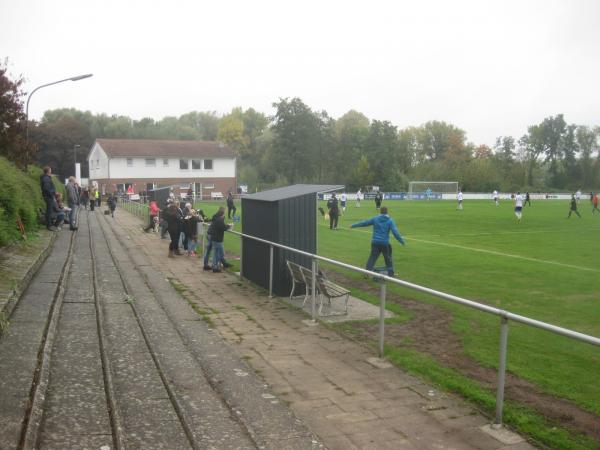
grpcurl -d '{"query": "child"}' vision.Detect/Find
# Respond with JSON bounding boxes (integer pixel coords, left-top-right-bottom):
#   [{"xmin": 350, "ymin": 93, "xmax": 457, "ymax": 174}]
[
  {"xmin": 107, "ymin": 192, "xmax": 117, "ymax": 218},
  {"xmin": 184, "ymin": 209, "xmax": 201, "ymax": 256}
]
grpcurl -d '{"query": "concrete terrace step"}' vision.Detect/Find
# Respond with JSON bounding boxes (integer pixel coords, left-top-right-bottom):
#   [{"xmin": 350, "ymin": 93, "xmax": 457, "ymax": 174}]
[{"xmin": 114, "ymin": 207, "xmax": 535, "ymax": 450}]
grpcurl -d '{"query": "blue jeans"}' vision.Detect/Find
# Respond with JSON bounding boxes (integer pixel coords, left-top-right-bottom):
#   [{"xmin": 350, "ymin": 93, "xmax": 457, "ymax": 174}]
[
  {"xmin": 203, "ymin": 237, "xmax": 213, "ymax": 266},
  {"xmin": 366, "ymin": 243, "xmax": 394, "ymax": 276},
  {"xmin": 212, "ymin": 241, "xmax": 224, "ymax": 269},
  {"xmin": 68, "ymin": 202, "xmax": 78, "ymax": 228},
  {"xmin": 45, "ymin": 197, "xmax": 54, "ymax": 228},
  {"xmin": 187, "ymin": 239, "xmax": 198, "ymax": 253}
]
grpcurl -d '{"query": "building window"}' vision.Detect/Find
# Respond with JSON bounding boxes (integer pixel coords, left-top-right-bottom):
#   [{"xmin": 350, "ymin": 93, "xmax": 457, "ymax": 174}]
[
  {"xmin": 179, "ymin": 159, "xmax": 189, "ymax": 170},
  {"xmin": 127, "ymin": 158, "xmax": 133, "ymax": 167},
  {"xmin": 204, "ymin": 159, "xmax": 213, "ymax": 170},
  {"xmin": 96, "ymin": 159, "xmax": 99, "ymax": 167},
  {"xmin": 163, "ymin": 158, "xmax": 169, "ymax": 166},
  {"xmin": 204, "ymin": 183, "xmax": 215, "ymax": 189},
  {"xmin": 191, "ymin": 159, "xmax": 201, "ymax": 170},
  {"xmin": 145, "ymin": 158, "xmax": 156, "ymax": 167}
]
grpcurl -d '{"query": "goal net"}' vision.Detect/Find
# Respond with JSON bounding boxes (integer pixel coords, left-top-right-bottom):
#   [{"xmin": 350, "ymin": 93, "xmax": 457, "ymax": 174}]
[{"xmin": 408, "ymin": 181, "xmax": 458, "ymax": 200}]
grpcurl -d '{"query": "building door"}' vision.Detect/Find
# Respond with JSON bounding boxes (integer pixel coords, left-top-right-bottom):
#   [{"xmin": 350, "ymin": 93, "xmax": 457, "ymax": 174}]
[{"xmin": 194, "ymin": 182, "xmax": 202, "ymax": 200}]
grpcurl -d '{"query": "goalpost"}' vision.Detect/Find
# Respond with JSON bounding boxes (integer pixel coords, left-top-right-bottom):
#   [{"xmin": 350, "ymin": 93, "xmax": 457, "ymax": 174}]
[{"xmin": 408, "ymin": 181, "xmax": 458, "ymax": 200}]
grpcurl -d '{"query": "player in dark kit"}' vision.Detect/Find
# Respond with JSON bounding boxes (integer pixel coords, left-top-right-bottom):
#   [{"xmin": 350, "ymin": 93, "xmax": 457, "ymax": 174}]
[{"xmin": 567, "ymin": 194, "xmax": 581, "ymax": 219}]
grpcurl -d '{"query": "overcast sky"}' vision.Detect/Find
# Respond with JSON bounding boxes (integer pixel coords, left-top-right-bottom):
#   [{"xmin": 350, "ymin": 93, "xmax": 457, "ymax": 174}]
[{"xmin": 2, "ymin": 0, "xmax": 599, "ymax": 146}]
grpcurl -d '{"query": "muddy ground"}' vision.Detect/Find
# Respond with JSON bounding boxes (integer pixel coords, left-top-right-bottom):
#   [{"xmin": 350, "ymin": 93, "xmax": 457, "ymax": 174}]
[{"xmin": 324, "ymin": 270, "xmax": 600, "ymax": 443}]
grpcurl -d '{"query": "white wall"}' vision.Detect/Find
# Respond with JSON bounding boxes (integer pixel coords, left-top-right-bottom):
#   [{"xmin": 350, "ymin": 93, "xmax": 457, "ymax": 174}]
[
  {"xmin": 87, "ymin": 143, "xmax": 109, "ymax": 179},
  {"xmin": 107, "ymin": 156, "xmax": 236, "ymax": 179}
]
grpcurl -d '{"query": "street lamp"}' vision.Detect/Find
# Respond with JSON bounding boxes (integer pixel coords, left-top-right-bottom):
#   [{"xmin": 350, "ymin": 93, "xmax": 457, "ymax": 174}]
[
  {"xmin": 73, "ymin": 143, "xmax": 80, "ymax": 168},
  {"xmin": 25, "ymin": 73, "xmax": 93, "ymax": 142}
]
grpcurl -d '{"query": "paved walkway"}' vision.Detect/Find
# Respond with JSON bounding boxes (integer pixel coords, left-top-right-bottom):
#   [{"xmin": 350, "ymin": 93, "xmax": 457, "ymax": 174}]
[{"xmin": 115, "ymin": 208, "xmax": 535, "ymax": 450}]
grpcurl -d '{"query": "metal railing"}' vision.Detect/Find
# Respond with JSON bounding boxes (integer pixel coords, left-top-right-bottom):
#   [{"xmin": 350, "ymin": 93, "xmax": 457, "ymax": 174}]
[
  {"xmin": 225, "ymin": 228, "xmax": 600, "ymax": 429},
  {"xmin": 121, "ymin": 199, "xmax": 600, "ymax": 428},
  {"xmin": 119, "ymin": 197, "xmax": 150, "ymax": 222}
]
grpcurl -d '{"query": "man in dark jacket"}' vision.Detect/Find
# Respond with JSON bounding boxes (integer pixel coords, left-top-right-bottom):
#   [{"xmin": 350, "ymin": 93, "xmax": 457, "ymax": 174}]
[
  {"xmin": 40, "ymin": 167, "xmax": 56, "ymax": 230},
  {"xmin": 351, "ymin": 206, "xmax": 405, "ymax": 277},
  {"xmin": 374, "ymin": 191, "xmax": 383, "ymax": 209},
  {"xmin": 164, "ymin": 203, "xmax": 184, "ymax": 257},
  {"xmin": 327, "ymin": 193, "xmax": 340, "ymax": 230},
  {"xmin": 210, "ymin": 207, "xmax": 231, "ymax": 272},
  {"xmin": 226, "ymin": 192, "xmax": 237, "ymax": 219}
]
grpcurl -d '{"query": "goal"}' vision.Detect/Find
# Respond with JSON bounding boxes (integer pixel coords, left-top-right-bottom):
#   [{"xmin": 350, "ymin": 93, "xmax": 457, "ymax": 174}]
[{"xmin": 408, "ymin": 181, "xmax": 458, "ymax": 200}]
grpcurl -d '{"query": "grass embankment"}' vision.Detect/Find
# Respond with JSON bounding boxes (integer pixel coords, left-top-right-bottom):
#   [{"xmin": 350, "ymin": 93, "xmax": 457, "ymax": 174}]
[{"xmin": 0, "ymin": 157, "xmax": 65, "ymax": 246}]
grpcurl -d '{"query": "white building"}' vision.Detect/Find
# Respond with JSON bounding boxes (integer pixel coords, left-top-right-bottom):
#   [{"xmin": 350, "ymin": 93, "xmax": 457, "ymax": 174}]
[{"xmin": 87, "ymin": 139, "xmax": 237, "ymax": 198}]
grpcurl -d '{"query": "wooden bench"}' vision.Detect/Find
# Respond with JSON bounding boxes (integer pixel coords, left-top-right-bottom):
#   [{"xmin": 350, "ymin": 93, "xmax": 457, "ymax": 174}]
[
  {"xmin": 286, "ymin": 260, "xmax": 310, "ymax": 305},
  {"xmin": 286, "ymin": 260, "xmax": 349, "ymax": 316},
  {"xmin": 315, "ymin": 276, "xmax": 350, "ymax": 316}
]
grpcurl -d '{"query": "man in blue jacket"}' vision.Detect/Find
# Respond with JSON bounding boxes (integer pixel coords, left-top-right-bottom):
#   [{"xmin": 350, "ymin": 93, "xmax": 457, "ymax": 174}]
[{"xmin": 350, "ymin": 206, "xmax": 405, "ymax": 277}]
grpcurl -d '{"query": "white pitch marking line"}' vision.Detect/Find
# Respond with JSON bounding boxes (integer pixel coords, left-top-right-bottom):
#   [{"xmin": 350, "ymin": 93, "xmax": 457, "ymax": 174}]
[
  {"xmin": 407, "ymin": 236, "xmax": 600, "ymax": 273},
  {"xmin": 325, "ymin": 223, "xmax": 599, "ymax": 273}
]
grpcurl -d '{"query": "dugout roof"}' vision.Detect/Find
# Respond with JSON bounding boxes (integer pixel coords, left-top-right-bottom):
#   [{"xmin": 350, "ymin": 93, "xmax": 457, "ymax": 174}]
[{"xmin": 244, "ymin": 184, "xmax": 344, "ymax": 202}]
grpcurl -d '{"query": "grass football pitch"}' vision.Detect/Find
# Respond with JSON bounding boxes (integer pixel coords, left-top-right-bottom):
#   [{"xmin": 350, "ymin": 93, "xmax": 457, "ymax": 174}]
[{"xmin": 195, "ymin": 198, "xmax": 600, "ymax": 445}]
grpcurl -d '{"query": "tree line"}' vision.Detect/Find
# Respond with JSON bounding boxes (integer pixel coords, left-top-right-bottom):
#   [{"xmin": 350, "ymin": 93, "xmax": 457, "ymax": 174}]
[{"xmin": 2, "ymin": 63, "xmax": 599, "ymax": 192}]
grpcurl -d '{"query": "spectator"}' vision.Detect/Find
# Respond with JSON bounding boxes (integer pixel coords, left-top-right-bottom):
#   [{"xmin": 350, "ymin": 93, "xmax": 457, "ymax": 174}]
[
  {"xmin": 52, "ymin": 193, "xmax": 67, "ymax": 229},
  {"xmin": 202, "ymin": 211, "xmax": 233, "ymax": 271},
  {"xmin": 66, "ymin": 176, "xmax": 79, "ymax": 231},
  {"xmin": 144, "ymin": 201, "xmax": 160, "ymax": 232},
  {"xmin": 209, "ymin": 206, "xmax": 231, "ymax": 272},
  {"xmin": 40, "ymin": 166, "xmax": 56, "ymax": 231},
  {"xmin": 80, "ymin": 188, "xmax": 90, "ymax": 210},
  {"xmin": 184, "ymin": 209, "xmax": 202, "ymax": 256},
  {"xmin": 107, "ymin": 192, "xmax": 117, "ymax": 218},
  {"xmin": 164, "ymin": 202, "xmax": 183, "ymax": 257},
  {"xmin": 89, "ymin": 187, "xmax": 96, "ymax": 211}
]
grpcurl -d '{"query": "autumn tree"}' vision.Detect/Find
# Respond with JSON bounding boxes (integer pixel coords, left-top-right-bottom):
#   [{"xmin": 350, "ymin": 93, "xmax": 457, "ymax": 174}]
[{"xmin": 0, "ymin": 60, "xmax": 33, "ymax": 167}]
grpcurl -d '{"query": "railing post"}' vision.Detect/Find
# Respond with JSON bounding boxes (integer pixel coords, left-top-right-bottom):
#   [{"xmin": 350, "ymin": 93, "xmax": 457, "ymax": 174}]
[
  {"xmin": 268, "ymin": 245, "xmax": 274, "ymax": 298},
  {"xmin": 311, "ymin": 258, "xmax": 317, "ymax": 321},
  {"xmin": 201, "ymin": 223, "xmax": 206, "ymax": 257},
  {"xmin": 493, "ymin": 316, "xmax": 509, "ymax": 428},
  {"xmin": 379, "ymin": 280, "xmax": 386, "ymax": 358},
  {"xmin": 239, "ymin": 236, "xmax": 244, "ymax": 278}
]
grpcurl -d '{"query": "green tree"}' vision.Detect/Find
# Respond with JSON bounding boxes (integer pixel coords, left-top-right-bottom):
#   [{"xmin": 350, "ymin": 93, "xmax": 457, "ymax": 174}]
[
  {"xmin": 364, "ymin": 120, "xmax": 405, "ymax": 190},
  {"xmin": 270, "ymin": 98, "xmax": 321, "ymax": 184},
  {"xmin": 218, "ymin": 114, "xmax": 247, "ymax": 152},
  {"xmin": 354, "ymin": 154, "xmax": 372, "ymax": 188},
  {"xmin": 575, "ymin": 126, "xmax": 599, "ymax": 188},
  {"xmin": 334, "ymin": 110, "xmax": 370, "ymax": 188},
  {"xmin": 30, "ymin": 116, "xmax": 92, "ymax": 179}
]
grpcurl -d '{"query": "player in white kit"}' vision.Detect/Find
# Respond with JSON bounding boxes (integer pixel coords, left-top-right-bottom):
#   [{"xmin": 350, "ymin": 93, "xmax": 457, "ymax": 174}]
[{"xmin": 514, "ymin": 192, "xmax": 524, "ymax": 223}]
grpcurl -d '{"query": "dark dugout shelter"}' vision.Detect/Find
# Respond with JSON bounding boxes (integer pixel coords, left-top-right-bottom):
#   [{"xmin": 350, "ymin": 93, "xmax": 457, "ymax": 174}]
[
  {"xmin": 241, "ymin": 184, "xmax": 343, "ymax": 297},
  {"xmin": 148, "ymin": 186, "xmax": 171, "ymax": 208}
]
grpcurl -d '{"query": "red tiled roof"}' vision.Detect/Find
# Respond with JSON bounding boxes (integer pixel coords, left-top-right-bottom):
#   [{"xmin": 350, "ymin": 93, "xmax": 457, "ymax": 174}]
[{"xmin": 95, "ymin": 139, "xmax": 236, "ymax": 158}]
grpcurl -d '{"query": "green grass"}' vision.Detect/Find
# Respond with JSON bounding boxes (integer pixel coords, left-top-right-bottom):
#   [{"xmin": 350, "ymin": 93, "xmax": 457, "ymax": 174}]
[{"xmin": 192, "ymin": 197, "xmax": 600, "ymax": 446}]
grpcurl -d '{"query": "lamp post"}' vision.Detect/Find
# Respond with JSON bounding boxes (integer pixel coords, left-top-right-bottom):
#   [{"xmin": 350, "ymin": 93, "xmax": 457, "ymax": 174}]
[
  {"xmin": 73, "ymin": 144, "xmax": 81, "ymax": 180},
  {"xmin": 25, "ymin": 73, "xmax": 93, "ymax": 142}
]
